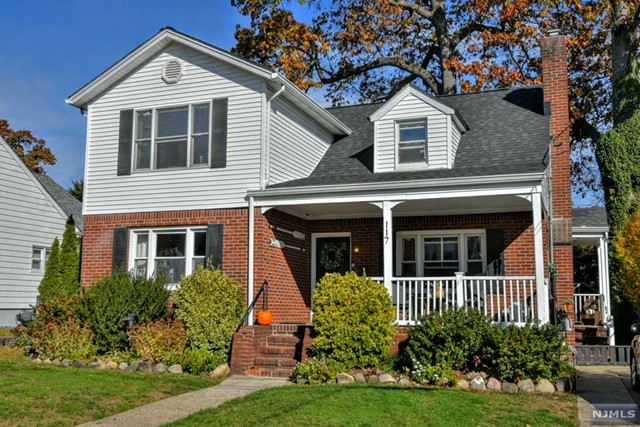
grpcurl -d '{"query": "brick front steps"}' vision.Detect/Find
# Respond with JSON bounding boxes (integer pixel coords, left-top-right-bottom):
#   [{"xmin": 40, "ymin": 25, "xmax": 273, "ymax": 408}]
[
  {"xmin": 230, "ymin": 324, "xmax": 313, "ymax": 378},
  {"xmin": 575, "ymin": 323, "xmax": 609, "ymax": 346}
]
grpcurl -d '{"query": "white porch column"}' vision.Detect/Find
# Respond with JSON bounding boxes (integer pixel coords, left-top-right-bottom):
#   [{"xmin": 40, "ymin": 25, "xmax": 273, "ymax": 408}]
[
  {"xmin": 247, "ymin": 196, "xmax": 255, "ymax": 326},
  {"xmin": 532, "ymin": 192, "xmax": 549, "ymax": 323},
  {"xmin": 382, "ymin": 201, "xmax": 394, "ymax": 293}
]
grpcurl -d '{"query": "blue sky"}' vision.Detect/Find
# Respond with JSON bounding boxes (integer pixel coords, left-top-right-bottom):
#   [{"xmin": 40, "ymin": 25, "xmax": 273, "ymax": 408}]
[{"xmin": 1, "ymin": 0, "xmax": 251, "ymax": 188}]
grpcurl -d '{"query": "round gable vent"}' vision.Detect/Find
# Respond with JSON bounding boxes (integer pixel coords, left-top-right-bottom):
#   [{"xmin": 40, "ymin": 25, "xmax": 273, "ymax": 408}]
[{"xmin": 162, "ymin": 59, "xmax": 183, "ymax": 84}]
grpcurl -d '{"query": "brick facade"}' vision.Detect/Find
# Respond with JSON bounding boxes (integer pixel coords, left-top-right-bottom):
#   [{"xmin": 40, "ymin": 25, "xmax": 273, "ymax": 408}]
[{"xmin": 542, "ymin": 33, "xmax": 575, "ymax": 343}]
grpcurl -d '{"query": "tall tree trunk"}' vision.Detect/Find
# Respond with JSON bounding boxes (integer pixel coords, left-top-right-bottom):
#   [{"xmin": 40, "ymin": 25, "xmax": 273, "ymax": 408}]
[
  {"xmin": 432, "ymin": 3, "xmax": 457, "ymax": 95},
  {"xmin": 611, "ymin": 0, "xmax": 637, "ymax": 123}
]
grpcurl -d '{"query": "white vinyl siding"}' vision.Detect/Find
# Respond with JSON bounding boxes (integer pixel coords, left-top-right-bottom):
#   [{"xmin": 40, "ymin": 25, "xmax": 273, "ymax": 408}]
[
  {"xmin": 84, "ymin": 44, "xmax": 264, "ymax": 215},
  {"xmin": 269, "ymin": 95, "xmax": 333, "ymax": 185},
  {"xmin": 0, "ymin": 140, "xmax": 66, "ymax": 313},
  {"xmin": 451, "ymin": 122, "xmax": 462, "ymax": 166},
  {"xmin": 374, "ymin": 93, "xmax": 449, "ymax": 172}
]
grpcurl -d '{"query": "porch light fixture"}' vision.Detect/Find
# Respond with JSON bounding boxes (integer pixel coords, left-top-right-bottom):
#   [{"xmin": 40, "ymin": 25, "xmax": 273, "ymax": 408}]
[
  {"xmin": 269, "ymin": 225, "xmax": 305, "ymax": 240},
  {"xmin": 270, "ymin": 238, "xmax": 305, "ymax": 252},
  {"xmin": 353, "ymin": 246, "xmax": 360, "ymax": 253}
]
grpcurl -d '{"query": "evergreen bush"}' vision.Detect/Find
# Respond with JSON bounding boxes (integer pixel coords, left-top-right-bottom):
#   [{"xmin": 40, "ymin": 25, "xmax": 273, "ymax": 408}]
[
  {"xmin": 311, "ymin": 272, "xmax": 395, "ymax": 369},
  {"xmin": 173, "ymin": 266, "xmax": 244, "ymax": 360},
  {"xmin": 38, "ymin": 220, "xmax": 81, "ymax": 303},
  {"xmin": 80, "ymin": 269, "xmax": 170, "ymax": 352},
  {"xmin": 38, "ymin": 238, "xmax": 60, "ymax": 303}
]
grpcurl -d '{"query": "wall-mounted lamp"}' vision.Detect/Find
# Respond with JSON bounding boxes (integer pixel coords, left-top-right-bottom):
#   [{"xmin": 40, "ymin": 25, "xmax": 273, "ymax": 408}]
[
  {"xmin": 353, "ymin": 246, "xmax": 360, "ymax": 253},
  {"xmin": 269, "ymin": 225, "xmax": 305, "ymax": 240},
  {"xmin": 270, "ymin": 238, "xmax": 306, "ymax": 252}
]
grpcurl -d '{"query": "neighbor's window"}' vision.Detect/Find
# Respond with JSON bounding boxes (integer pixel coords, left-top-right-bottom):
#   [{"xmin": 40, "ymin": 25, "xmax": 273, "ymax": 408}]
[
  {"xmin": 31, "ymin": 247, "xmax": 51, "ymax": 272},
  {"xmin": 133, "ymin": 103, "xmax": 210, "ymax": 171},
  {"xmin": 131, "ymin": 228, "xmax": 206, "ymax": 286},
  {"xmin": 398, "ymin": 121, "xmax": 427, "ymax": 164}
]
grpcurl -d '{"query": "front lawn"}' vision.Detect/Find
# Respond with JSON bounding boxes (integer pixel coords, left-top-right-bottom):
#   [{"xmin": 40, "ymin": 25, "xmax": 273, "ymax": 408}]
[
  {"xmin": 0, "ymin": 347, "xmax": 217, "ymax": 427},
  {"xmin": 169, "ymin": 384, "xmax": 577, "ymax": 427},
  {"xmin": 0, "ymin": 327, "xmax": 13, "ymax": 336}
]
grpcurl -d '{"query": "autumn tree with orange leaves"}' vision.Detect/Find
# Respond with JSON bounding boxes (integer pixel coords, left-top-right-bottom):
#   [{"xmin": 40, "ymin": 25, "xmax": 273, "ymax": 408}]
[
  {"xmin": 0, "ymin": 119, "xmax": 56, "ymax": 173},
  {"xmin": 232, "ymin": 0, "xmax": 640, "ymax": 194}
]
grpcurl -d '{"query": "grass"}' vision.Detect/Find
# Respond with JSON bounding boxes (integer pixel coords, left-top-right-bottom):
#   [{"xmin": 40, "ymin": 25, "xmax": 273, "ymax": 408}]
[
  {"xmin": 0, "ymin": 327, "xmax": 14, "ymax": 336},
  {"xmin": 0, "ymin": 347, "xmax": 217, "ymax": 427},
  {"xmin": 168, "ymin": 384, "xmax": 578, "ymax": 427}
]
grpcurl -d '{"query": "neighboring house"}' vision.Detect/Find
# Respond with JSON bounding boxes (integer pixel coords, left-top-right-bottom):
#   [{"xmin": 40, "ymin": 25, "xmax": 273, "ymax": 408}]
[
  {"xmin": 0, "ymin": 136, "xmax": 83, "ymax": 327},
  {"xmin": 67, "ymin": 27, "xmax": 611, "ymax": 375}
]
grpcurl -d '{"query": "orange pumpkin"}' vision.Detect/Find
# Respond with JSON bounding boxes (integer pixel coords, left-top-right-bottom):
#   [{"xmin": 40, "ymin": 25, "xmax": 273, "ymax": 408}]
[{"xmin": 257, "ymin": 310, "xmax": 273, "ymax": 325}]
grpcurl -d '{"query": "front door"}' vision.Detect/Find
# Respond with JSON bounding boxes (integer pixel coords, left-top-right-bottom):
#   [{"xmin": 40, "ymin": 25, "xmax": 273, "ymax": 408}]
[{"xmin": 314, "ymin": 235, "xmax": 351, "ymax": 284}]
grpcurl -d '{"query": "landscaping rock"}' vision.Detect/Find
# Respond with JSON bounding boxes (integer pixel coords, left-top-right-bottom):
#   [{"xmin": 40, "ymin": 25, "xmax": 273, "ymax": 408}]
[
  {"xmin": 32, "ymin": 357, "xmax": 42, "ymax": 364},
  {"xmin": 486, "ymin": 377, "xmax": 502, "ymax": 391},
  {"xmin": 536, "ymin": 379, "xmax": 556, "ymax": 394},
  {"xmin": 209, "ymin": 363, "xmax": 230, "ymax": 380},
  {"xmin": 106, "ymin": 361, "xmax": 118, "ymax": 370},
  {"xmin": 398, "ymin": 378, "xmax": 411, "ymax": 387},
  {"xmin": 88, "ymin": 362, "xmax": 101, "ymax": 369},
  {"xmin": 555, "ymin": 377, "xmax": 572, "ymax": 392},
  {"xmin": 294, "ymin": 376, "xmax": 309, "ymax": 384},
  {"xmin": 336, "ymin": 373, "xmax": 355, "ymax": 384},
  {"xmin": 153, "ymin": 363, "xmax": 167, "ymax": 373},
  {"xmin": 43, "ymin": 358, "xmax": 52, "ymax": 365},
  {"xmin": 127, "ymin": 361, "xmax": 140, "ymax": 372},
  {"xmin": 168, "ymin": 364, "xmax": 183, "ymax": 374},
  {"xmin": 74, "ymin": 360, "xmax": 88, "ymax": 369},
  {"xmin": 354, "ymin": 373, "xmax": 366, "ymax": 384},
  {"xmin": 379, "ymin": 373, "xmax": 396, "ymax": 384},
  {"xmin": 456, "ymin": 379, "xmax": 469, "ymax": 390},
  {"xmin": 502, "ymin": 382, "xmax": 518, "ymax": 393},
  {"xmin": 61, "ymin": 359, "xmax": 71, "ymax": 367},
  {"xmin": 517, "ymin": 379, "xmax": 535, "ymax": 393},
  {"xmin": 52, "ymin": 358, "xmax": 61, "ymax": 366},
  {"xmin": 137, "ymin": 361, "xmax": 152, "ymax": 372},
  {"xmin": 118, "ymin": 362, "xmax": 128, "ymax": 371},
  {"xmin": 367, "ymin": 375, "xmax": 379, "ymax": 384},
  {"xmin": 470, "ymin": 376, "xmax": 486, "ymax": 390}
]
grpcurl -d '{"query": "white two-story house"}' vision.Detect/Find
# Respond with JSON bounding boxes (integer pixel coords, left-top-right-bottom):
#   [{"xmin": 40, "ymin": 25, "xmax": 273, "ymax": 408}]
[{"xmin": 67, "ymin": 28, "xmax": 611, "ymax": 376}]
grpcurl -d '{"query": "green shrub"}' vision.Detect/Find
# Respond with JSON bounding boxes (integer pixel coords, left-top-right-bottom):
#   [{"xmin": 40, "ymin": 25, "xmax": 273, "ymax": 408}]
[
  {"xmin": 174, "ymin": 266, "xmax": 244, "ymax": 359},
  {"xmin": 290, "ymin": 357, "xmax": 342, "ymax": 384},
  {"xmin": 177, "ymin": 348, "xmax": 224, "ymax": 375},
  {"xmin": 30, "ymin": 318, "xmax": 97, "ymax": 360},
  {"xmin": 80, "ymin": 270, "xmax": 170, "ymax": 353},
  {"xmin": 406, "ymin": 307, "xmax": 492, "ymax": 372},
  {"xmin": 130, "ymin": 319, "xmax": 188, "ymax": 364},
  {"xmin": 38, "ymin": 238, "xmax": 61, "ymax": 303},
  {"xmin": 485, "ymin": 323, "xmax": 570, "ymax": 382},
  {"xmin": 38, "ymin": 221, "xmax": 81, "ymax": 304},
  {"xmin": 311, "ymin": 272, "xmax": 396, "ymax": 369},
  {"xmin": 410, "ymin": 360, "xmax": 457, "ymax": 386}
]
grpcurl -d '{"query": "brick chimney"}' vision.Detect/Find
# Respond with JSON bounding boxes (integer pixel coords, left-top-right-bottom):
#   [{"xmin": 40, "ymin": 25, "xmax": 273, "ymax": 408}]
[{"xmin": 541, "ymin": 31, "xmax": 574, "ymax": 339}]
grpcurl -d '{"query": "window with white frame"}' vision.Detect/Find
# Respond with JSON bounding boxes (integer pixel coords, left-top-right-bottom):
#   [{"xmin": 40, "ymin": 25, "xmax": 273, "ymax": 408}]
[
  {"xmin": 397, "ymin": 230, "xmax": 485, "ymax": 277},
  {"xmin": 31, "ymin": 247, "xmax": 51, "ymax": 272},
  {"xmin": 397, "ymin": 120, "xmax": 427, "ymax": 164},
  {"xmin": 130, "ymin": 228, "xmax": 207, "ymax": 286},
  {"xmin": 134, "ymin": 102, "xmax": 211, "ymax": 171}
]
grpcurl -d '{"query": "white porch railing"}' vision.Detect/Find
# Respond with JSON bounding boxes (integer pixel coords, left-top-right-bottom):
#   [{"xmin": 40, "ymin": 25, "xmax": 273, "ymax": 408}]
[
  {"xmin": 574, "ymin": 293, "xmax": 605, "ymax": 325},
  {"xmin": 374, "ymin": 275, "xmax": 539, "ymax": 326}
]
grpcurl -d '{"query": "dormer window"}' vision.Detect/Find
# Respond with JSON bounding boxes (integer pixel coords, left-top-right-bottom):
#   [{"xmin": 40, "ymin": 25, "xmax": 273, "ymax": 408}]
[{"xmin": 398, "ymin": 120, "xmax": 427, "ymax": 165}]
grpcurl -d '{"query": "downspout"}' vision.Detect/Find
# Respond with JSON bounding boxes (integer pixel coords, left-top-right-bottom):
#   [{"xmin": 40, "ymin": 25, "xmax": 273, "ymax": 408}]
[
  {"xmin": 263, "ymin": 84, "xmax": 285, "ymax": 189},
  {"xmin": 247, "ymin": 195, "xmax": 255, "ymax": 325}
]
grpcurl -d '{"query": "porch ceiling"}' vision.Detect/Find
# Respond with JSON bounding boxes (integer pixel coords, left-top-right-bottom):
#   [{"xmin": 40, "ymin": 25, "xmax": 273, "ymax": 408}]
[{"xmin": 275, "ymin": 194, "xmax": 531, "ymax": 220}]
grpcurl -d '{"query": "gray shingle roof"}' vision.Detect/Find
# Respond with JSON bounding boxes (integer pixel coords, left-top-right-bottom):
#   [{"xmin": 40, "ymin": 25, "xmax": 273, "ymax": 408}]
[
  {"xmin": 33, "ymin": 173, "xmax": 83, "ymax": 232},
  {"xmin": 270, "ymin": 86, "xmax": 550, "ymax": 189},
  {"xmin": 573, "ymin": 207, "xmax": 608, "ymax": 229}
]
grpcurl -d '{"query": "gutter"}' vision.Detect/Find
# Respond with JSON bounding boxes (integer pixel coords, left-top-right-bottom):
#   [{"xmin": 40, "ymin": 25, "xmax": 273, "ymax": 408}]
[{"xmin": 247, "ymin": 172, "xmax": 546, "ymax": 198}]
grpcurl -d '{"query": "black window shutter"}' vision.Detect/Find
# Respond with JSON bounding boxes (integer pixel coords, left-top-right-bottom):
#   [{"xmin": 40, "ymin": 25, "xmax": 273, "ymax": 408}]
[
  {"xmin": 211, "ymin": 99, "xmax": 228, "ymax": 169},
  {"xmin": 117, "ymin": 110, "xmax": 134, "ymax": 176},
  {"xmin": 486, "ymin": 229, "xmax": 505, "ymax": 275},
  {"xmin": 205, "ymin": 224, "xmax": 224, "ymax": 269},
  {"xmin": 112, "ymin": 227, "xmax": 129, "ymax": 275}
]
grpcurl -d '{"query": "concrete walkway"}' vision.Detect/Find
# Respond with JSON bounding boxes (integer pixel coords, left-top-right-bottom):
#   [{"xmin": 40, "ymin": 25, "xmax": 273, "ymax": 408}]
[
  {"xmin": 77, "ymin": 375, "xmax": 289, "ymax": 427},
  {"xmin": 577, "ymin": 365, "xmax": 640, "ymax": 426}
]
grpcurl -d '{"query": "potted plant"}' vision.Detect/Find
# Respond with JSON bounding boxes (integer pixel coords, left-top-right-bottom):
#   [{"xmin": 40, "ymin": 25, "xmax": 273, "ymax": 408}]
[{"xmin": 563, "ymin": 299, "xmax": 574, "ymax": 313}]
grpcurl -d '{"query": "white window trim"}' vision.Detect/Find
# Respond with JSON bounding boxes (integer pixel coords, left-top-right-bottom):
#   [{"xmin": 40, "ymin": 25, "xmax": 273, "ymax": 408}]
[
  {"xmin": 128, "ymin": 227, "xmax": 207, "ymax": 289},
  {"xmin": 395, "ymin": 118, "xmax": 428, "ymax": 170},
  {"xmin": 395, "ymin": 229, "xmax": 487, "ymax": 276},
  {"xmin": 132, "ymin": 101, "xmax": 213, "ymax": 172},
  {"xmin": 31, "ymin": 246, "xmax": 50, "ymax": 273}
]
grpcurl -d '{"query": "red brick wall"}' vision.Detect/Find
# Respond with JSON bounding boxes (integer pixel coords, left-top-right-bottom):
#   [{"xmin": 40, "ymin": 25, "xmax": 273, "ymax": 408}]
[
  {"xmin": 542, "ymin": 32, "xmax": 574, "ymax": 343},
  {"xmin": 81, "ymin": 209, "xmax": 249, "ymax": 287}
]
